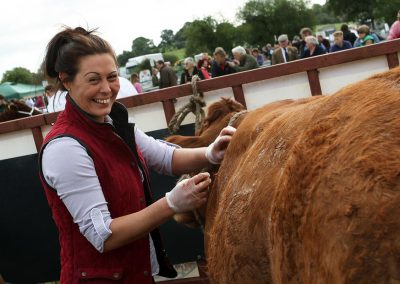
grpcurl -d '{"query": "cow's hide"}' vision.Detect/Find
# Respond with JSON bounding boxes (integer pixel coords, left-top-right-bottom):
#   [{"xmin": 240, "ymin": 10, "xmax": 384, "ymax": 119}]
[{"xmin": 206, "ymin": 67, "xmax": 400, "ymax": 283}]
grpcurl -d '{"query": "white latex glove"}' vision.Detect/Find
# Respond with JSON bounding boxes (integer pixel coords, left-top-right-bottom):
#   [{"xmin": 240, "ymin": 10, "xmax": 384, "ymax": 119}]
[
  {"xmin": 206, "ymin": 126, "xmax": 237, "ymax": 165},
  {"xmin": 165, "ymin": 172, "xmax": 211, "ymax": 213}
]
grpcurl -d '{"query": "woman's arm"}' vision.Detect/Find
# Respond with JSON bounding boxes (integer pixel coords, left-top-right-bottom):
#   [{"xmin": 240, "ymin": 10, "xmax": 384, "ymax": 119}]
[
  {"xmin": 104, "ymin": 197, "xmax": 173, "ymax": 251},
  {"xmin": 42, "ymin": 137, "xmax": 210, "ymax": 253}
]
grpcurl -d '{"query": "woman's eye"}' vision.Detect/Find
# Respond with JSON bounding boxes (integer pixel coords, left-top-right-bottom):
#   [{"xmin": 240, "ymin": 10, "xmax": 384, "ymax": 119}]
[
  {"xmin": 89, "ymin": 77, "xmax": 100, "ymax": 83},
  {"xmin": 108, "ymin": 74, "xmax": 118, "ymax": 81}
]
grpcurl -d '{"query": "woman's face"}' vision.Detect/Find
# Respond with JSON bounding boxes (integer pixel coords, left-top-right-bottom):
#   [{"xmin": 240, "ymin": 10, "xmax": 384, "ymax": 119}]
[{"xmin": 64, "ymin": 53, "xmax": 120, "ymax": 123}]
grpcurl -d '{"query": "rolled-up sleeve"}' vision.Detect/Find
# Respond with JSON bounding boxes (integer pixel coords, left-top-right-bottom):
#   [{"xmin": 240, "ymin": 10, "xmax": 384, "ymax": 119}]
[{"xmin": 134, "ymin": 126, "xmax": 179, "ymax": 176}]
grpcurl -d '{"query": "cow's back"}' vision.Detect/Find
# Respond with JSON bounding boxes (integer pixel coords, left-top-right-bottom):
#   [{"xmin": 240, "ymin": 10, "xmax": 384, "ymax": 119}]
[{"xmin": 206, "ymin": 67, "xmax": 400, "ymax": 283}]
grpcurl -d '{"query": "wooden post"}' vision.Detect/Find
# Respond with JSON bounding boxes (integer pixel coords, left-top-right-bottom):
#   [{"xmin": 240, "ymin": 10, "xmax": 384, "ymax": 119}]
[
  {"xmin": 162, "ymin": 99, "xmax": 176, "ymax": 124},
  {"xmin": 232, "ymin": 85, "xmax": 247, "ymax": 108},
  {"xmin": 386, "ymin": 53, "xmax": 400, "ymax": 69},
  {"xmin": 31, "ymin": 126, "xmax": 44, "ymax": 152},
  {"xmin": 307, "ymin": 69, "xmax": 322, "ymax": 96}
]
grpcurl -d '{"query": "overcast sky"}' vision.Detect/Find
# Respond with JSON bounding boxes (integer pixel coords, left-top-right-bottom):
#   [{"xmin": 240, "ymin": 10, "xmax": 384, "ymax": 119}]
[{"xmin": 0, "ymin": 0, "xmax": 326, "ymax": 82}]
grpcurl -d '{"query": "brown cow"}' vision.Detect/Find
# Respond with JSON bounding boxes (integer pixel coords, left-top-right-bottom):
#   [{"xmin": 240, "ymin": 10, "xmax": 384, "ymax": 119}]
[
  {"xmin": 205, "ymin": 67, "xmax": 400, "ymax": 283},
  {"xmin": 0, "ymin": 100, "xmax": 42, "ymax": 122}
]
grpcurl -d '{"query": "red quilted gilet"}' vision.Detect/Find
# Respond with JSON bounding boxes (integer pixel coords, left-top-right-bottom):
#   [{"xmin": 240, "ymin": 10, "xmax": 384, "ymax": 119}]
[{"xmin": 39, "ymin": 96, "xmax": 176, "ymax": 283}]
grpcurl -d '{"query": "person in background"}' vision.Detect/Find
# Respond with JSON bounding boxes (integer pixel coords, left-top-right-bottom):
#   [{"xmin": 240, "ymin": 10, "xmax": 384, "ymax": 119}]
[
  {"xmin": 180, "ymin": 57, "xmax": 200, "ymax": 84},
  {"xmin": 271, "ymin": 34, "xmax": 299, "ymax": 65},
  {"xmin": 302, "ymin": 36, "xmax": 327, "ymax": 58},
  {"xmin": 252, "ymin": 48, "xmax": 264, "ymax": 66},
  {"xmin": 0, "ymin": 94, "xmax": 7, "ymax": 113},
  {"xmin": 341, "ymin": 24, "xmax": 357, "ymax": 46},
  {"xmin": 34, "ymin": 94, "xmax": 45, "ymax": 109},
  {"xmin": 388, "ymin": 10, "xmax": 400, "ymax": 40},
  {"xmin": 228, "ymin": 46, "xmax": 259, "ymax": 72},
  {"xmin": 152, "ymin": 68, "xmax": 159, "ymax": 87},
  {"xmin": 197, "ymin": 59, "xmax": 211, "ymax": 80},
  {"xmin": 117, "ymin": 76, "xmax": 138, "ymax": 99},
  {"xmin": 130, "ymin": 73, "xmax": 143, "ymax": 94},
  {"xmin": 262, "ymin": 43, "xmax": 274, "ymax": 62},
  {"xmin": 25, "ymin": 97, "xmax": 35, "ymax": 107},
  {"xmin": 211, "ymin": 47, "xmax": 236, "ymax": 78},
  {"xmin": 317, "ymin": 33, "xmax": 331, "ymax": 52},
  {"xmin": 354, "ymin": 25, "xmax": 375, "ymax": 47},
  {"xmin": 155, "ymin": 60, "xmax": 177, "ymax": 89},
  {"xmin": 40, "ymin": 26, "xmax": 236, "ymax": 283},
  {"xmin": 293, "ymin": 27, "xmax": 313, "ymax": 58},
  {"xmin": 330, "ymin": 31, "xmax": 353, "ymax": 52}
]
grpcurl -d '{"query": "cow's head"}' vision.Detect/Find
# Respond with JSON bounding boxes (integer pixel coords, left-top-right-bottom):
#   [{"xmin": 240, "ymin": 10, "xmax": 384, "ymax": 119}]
[
  {"xmin": 166, "ymin": 97, "xmax": 246, "ymax": 148},
  {"xmin": 0, "ymin": 100, "xmax": 42, "ymax": 122},
  {"xmin": 166, "ymin": 98, "xmax": 247, "ymax": 228}
]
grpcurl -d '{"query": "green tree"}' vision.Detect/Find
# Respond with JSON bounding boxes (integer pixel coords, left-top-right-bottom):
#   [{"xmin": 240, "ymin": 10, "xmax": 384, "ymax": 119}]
[
  {"xmin": 311, "ymin": 3, "xmax": 343, "ymax": 25},
  {"xmin": 159, "ymin": 29, "xmax": 175, "ymax": 50},
  {"xmin": 327, "ymin": 0, "xmax": 398, "ymax": 24},
  {"xmin": 1, "ymin": 67, "xmax": 33, "ymax": 84},
  {"xmin": 174, "ymin": 22, "xmax": 191, "ymax": 49},
  {"xmin": 184, "ymin": 17, "xmax": 217, "ymax": 56},
  {"xmin": 117, "ymin": 50, "xmax": 135, "ymax": 67},
  {"xmin": 238, "ymin": 0, "xmax": 315, "ymax": 45},
  {"xmin": 131, "ymin": 37, "xmax": 157, "ymax": 56},
  {"xmin": 215, "ymin": 22, "xmax": 237, "ymax": 54}
]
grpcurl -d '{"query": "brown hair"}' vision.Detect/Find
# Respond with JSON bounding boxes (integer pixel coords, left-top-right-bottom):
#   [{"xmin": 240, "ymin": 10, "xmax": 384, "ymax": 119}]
[
  {"xmin": 130, "ymin": 73, "xmax": 139, "ymax": 82},
  {"xmin": 357, "ymin": 25, "xmax": 370, "ymax": 35},
  {"xmin": 333, "ymin": 31, "xmax": 343, "ymax": 37},
  {"xmin": 213, "ymin": 47, "xmax": 226, "ymax": 57},
  {"xmin": 44, "ymin": 27, "xmax": 117, "ymax": 90}
]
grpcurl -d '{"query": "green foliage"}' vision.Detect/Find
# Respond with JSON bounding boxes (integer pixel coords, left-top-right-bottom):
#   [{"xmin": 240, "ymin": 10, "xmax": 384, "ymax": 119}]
[
  {"xmin": 1, "ymin": 67, "xmax": 33, "ymax": 84},
  {"xmin": 184, "ymin": 17, "xmax": 217, "ymax": 56},
  {"xmin": 311, "ymin": 4, "xmax": 343, "ymax": 25},
  {"xmin": 117, "ymin": 50, "xmax": 135, "ymax": 67},
  {"xmin": 238, "ymin": 0, "xmax": 316, "ymax": 45},
  {"xmin": 138, "ymin": 59, "xmax": 152, "ymax": 71},
  {"xmin": 215, "ymin": 22, "xmax": 238, "ymax": 53},
  {"xmin": 174, "ymin": 22, "xmax": 191, "ymax": 49},
  {"xmin": 327, "ymin": 0, "xmax": 399, "ymax": 23},
  {"xmin": 162, "ymin": 53, "xmax": 179, "ymax": 66},
  {"xmin": 159, "ymin": 29, "xmax": 175, "ymax": 50},
  {"xmin": 131, "ymin": 37, "xmax": 157, "ymax": 56}
]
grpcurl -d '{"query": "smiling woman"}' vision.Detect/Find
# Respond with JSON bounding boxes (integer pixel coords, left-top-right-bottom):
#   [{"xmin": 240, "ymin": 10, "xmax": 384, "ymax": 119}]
[{"xmin": 38, "ymin": 26, "xmax": 235, "ymax": 283}]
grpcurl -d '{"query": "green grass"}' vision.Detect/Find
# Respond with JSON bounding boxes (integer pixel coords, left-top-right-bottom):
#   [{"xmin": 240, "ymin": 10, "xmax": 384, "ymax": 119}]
[{"xmin": 163, "ymin": 48, "xmax": 186, "ymax": 60}]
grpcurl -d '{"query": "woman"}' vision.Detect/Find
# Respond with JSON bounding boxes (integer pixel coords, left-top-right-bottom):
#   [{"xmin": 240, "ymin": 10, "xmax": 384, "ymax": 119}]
[
  {"xmin": 39, "ymin": 27, "xmax": 235, "ymax": 283},
  {"xmin": 130, "ymin": 73, "xmax": 143, "ymax": 93},
  {"xmin": 197, "ymin": 58, "xmax": 211, "ymax": 80},
  {"xmin": 180, "ymin": 57, "xmax": 200, "ymax": 84},
  {"xmin": 302, "ymin": 36, "xmax": 327, "ymax": 58}
]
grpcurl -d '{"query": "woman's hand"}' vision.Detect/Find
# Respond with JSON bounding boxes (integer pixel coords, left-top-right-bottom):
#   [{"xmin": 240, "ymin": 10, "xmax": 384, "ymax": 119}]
[
  {"xmin": 165, "ymin": 172, "xmax": 211, "ymax": 213},
  {"xmin": 205, "ymin": 126, "xmax": 236, "ymax": 165}
]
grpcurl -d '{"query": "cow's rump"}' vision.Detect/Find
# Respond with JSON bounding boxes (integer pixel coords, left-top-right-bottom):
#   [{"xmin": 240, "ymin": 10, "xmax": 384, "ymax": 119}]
[{"xmin": 206, "ymin": 67, "xmax": 400, "ymax": 283}]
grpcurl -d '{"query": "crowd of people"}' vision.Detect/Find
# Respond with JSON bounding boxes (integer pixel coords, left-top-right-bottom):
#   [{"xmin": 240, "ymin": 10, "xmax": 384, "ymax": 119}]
[
  {"xmin": 2, "ymin": 10, "xmax": 400, "ymax": 117},
  {"xmin": 146, "ymin": 10, "xmax": 400, "ymax": 92}
]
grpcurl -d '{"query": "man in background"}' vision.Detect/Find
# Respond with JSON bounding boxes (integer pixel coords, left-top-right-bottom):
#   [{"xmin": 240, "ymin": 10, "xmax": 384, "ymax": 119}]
[
  {"xmin": 330, "ymin": 31, "xmax": 352, "ymax": 52},
  {"xmin": 228, "ymin": 46, "xmax": 259, "ymax": 72},
  {"xmin": 211, "ymin": 47, "xmax": 236, "ymax": 77},
  {"xmin": 156, "ymin": 60, "xmax": 177, "ymax": 89},
  {"xmin": 272, "ymin": 34, "xmax": 299, "ymax": 65}
]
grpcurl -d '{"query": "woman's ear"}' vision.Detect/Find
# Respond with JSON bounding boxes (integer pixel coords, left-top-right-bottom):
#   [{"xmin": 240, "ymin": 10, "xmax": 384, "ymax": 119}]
[{"xmin": 59, "ymin": 72, "xmax": 69, "ymax": 90}]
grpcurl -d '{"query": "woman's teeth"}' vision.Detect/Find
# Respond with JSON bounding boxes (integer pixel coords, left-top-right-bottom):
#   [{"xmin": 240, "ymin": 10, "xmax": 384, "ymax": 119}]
[{"xmin": 94, "ymin": 98, "xmax": 110, "ymax": 104}]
